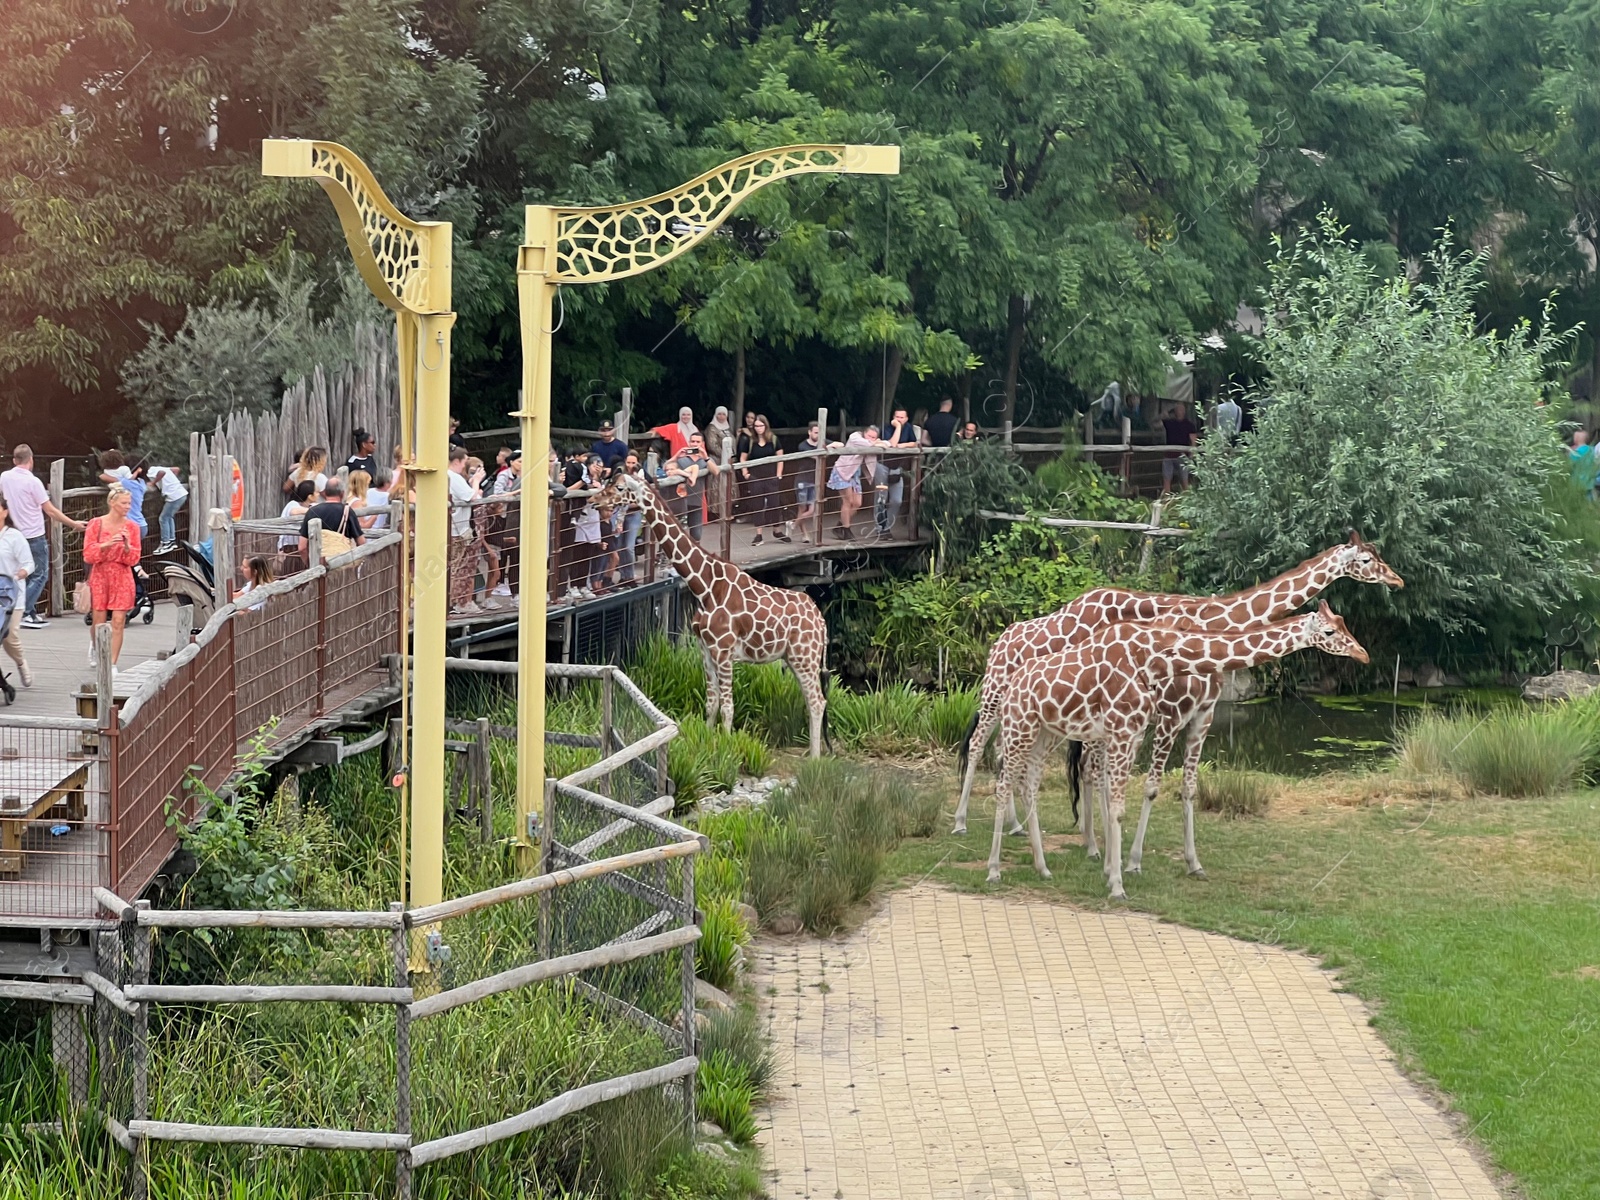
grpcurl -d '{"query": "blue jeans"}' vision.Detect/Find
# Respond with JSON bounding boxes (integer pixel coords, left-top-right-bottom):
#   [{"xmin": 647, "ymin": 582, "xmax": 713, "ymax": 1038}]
[
  {"xmin": 24, "ymin": 536, "xmax": 46, "ymax": 620},
  {"xmin": 874, "ymin": 468, "xmax": 904, "ymax": 534},
  {"xmin": 616, "ymin": 510, "xmax": 642, "ymax": 581},
  {"xmin": 159, "ymin": 496, "xmax": 187, "ymax": 546}
]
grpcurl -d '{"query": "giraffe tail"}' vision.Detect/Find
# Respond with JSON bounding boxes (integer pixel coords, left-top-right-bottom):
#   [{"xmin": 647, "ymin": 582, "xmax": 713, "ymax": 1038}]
[
  {"xmin": 1066, "ymin": 740, "xmax": 1083, "ymax": 828},
  {"xmin": 957, "ymin": 709, "xmax": 982, "ymax": 781}
]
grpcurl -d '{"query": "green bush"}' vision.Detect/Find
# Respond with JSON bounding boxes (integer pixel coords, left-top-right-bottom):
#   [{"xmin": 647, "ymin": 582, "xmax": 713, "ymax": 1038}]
[
  {"xmin": 700, "ymin": 1005, "xmax": 774, "ymax": 1093},
  {"xmin": 1195, "ymin": 766, "xmax": 1274, "ymax": 817},
  {"xmin": 926, "ymin": 686, "xmax": 981, "ymax": 751},
  {"xmin": 697, "ymin": 1050, "xmax": 760, "ymax": 1143},
  {"xmin": 626, "ymin": 633, "xmax": 706, "ymax": 723},
  {"xmin": 1396, "ymin": 702, "xmax": 1600, "ymax": 796},
  {"xmin": 697, "ymin": 896, "xmax": 751, "ymax": 991},
  {"xmin": 737, "ymin": 759, "xmax": 939, "ymax": 933},
  {"xmin": 667, "ymin": 719, "xmax": 772, "ymax": 807}
]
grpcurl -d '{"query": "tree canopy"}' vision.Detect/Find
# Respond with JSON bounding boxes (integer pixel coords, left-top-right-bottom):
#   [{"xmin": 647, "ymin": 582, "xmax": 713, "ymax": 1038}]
[{"xmin": 7, "ymin": 0, "xmax": 1600, "ymax": 451}]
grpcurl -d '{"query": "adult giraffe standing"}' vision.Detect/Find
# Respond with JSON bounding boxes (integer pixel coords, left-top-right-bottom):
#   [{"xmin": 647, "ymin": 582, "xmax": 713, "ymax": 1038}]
[
  {"xmin": 611, "ymin": 473, "xmax": 829, "ymax": 755},
  {"xmin": 953, "ymin": 533, "xmax": 1402, "ymax": 835},
  {"xmin": 992, "ymin": 603, "xmax": 1370, "ymax": 898}
]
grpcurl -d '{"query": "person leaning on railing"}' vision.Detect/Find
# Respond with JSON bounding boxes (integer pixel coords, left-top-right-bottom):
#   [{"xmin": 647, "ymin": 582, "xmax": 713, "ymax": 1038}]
[
  {"xmin": 447, "ymin": 447, "xmax": 484, "ymax": 616},
  {"xmin": 296, "ymin": 477, "xmax": 364, "ymax": 563}
]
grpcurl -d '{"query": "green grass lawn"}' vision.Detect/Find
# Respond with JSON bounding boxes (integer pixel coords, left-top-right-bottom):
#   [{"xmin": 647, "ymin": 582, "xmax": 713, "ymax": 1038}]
[{"xmin": 886, "ymin": 766, "xmax": 1600, "ymax": 1200}]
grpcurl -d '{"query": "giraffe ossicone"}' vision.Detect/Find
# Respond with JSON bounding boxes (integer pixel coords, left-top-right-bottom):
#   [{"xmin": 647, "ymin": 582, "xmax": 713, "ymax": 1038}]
[{"xmin": 610, "ymin": 474, "xmax": 831, "ymax": 757}]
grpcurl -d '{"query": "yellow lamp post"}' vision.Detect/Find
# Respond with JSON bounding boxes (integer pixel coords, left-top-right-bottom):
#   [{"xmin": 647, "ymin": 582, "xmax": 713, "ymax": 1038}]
[
  {"xmin": 513, "ymin": 145, "xmax": 898, "ymax": 858},
  {"xmin": 262, "ymin": 139, "xmax": 455, "ymax": 918}
]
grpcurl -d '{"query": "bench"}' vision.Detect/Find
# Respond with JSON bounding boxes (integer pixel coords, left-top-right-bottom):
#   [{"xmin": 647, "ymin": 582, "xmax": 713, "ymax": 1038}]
[{"xmin": 0, "ymin": 759, "xmax": 91, "ymax": 876}]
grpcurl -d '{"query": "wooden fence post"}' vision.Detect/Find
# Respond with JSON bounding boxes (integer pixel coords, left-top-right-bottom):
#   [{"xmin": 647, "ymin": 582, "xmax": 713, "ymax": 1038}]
[
  {"xmin": 814, "ymin": 407, "xmax": 828, "ymax": 546},
  {"xmin": 599, "ymin": 668, "xmax": 615, "ymax": 798},
  {"xmin": 391, "ymin": 900, "xmax": 413, "ymax": 1200},
  {"xmin": 47, "ymin": 458, "xmax": 65, "ymax": 616},
  {"xmin": 129, "ymin": 899, "xmax": 152, "ymax": 1200},
  {"xmin": 1138, "ymin": 500, "xmax": 1164, "ymax": 576},
  {"xmin": 475, "ymin": 717, "xmax": 492, "ymax": 843},
  {"xmin": 719, "ymin": 436, "xmax": 733, "ymax": 561},
  {"xmin": 208, "ymin": 509, "xmax": 233, "ymax": 610}
]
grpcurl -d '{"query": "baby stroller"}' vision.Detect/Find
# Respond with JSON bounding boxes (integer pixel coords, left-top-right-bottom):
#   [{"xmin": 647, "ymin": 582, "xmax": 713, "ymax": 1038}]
[
  {"xmin": 160, "ymin": 539, "xmax": 217, "ymax": 634},
  {"xmin": 83, "ymin": 564, "xmax": 156, "ymax": 626}
]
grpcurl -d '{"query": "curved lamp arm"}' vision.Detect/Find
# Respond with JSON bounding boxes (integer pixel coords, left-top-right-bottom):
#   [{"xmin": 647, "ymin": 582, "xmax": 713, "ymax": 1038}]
[
  {"xmin": 263, "ymin": 138, "xmax": 451, "ymax": 315},
  {"xmin": 537, "ymin": 144, "xmax": 899, "ymax": 283}
]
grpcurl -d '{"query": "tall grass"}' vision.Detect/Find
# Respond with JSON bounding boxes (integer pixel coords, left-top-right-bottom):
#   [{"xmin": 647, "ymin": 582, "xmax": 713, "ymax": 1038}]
[
  {"xmin": 1195, "ymin": 765, "xmax": 1274, "ymax": 817},
  {"xmin": 1395, "ymin": 699, "xmax": 1600, "ymax": 796},
  {"xmin": 705, "ymin": 759, "xmax": 941, "ymax": 935},
  {"xmin": 826, "ymin": 682, "xmax": 979, "ymax": 755}
]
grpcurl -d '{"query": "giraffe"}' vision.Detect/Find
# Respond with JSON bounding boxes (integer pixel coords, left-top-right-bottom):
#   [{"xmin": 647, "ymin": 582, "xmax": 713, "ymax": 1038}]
[
  {"xmin": 953, "ymin": 533, "xmax": 1402, "ymax": 836},
  {"xmin": 611, "ymin": 473, "xmax": 830, "ymax": 755},
  {"xmin": 992, "ymin": 603, "xmax": 1370, "ymax": 899}
]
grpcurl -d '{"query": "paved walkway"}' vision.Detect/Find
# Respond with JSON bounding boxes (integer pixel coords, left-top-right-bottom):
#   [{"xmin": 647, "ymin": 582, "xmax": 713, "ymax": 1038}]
[
  {"xmin": 0, "ymin": 604, "xmax": 178, "ymax": 720},
  {"xmin": 754, "ymin": 886, "xmax": 1501, "ymax": 1200}
]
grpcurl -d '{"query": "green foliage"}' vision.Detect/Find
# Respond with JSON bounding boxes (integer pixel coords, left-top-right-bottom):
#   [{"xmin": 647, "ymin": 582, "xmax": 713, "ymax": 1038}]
[
  {"xmin": 667, "ymin": 720, "xmax": 772, "ymax": 808},
  {"xmin": 1194, "ymin": 766, "xmax": 1273, "ymax": 818},
  {"xmin": 1182, "ymin": 219, "xmax": 1577, "ymax": 646},
  {"xmin": 700, "ymin": 1005, "xmax": 775, "ymax": 1093},
  {"xmin": 627, "ymin": 634, "xmax": 707, "ymax": 724},
  {"xmin": 920, "ymin": 439, "xmax": 1030, "ymax": 566},
  {"xmin": 734, "ymin": 759, "xmax": 940, "ymax": 933},
  {"xmin": 733, "ymin": 663, "xmax": 809, "ymax": 749},
  {"xmin": 697, "ymin": 1051, "xmax": 761, "ymax": 1144},
  {"xmin": 1395, "ymin": 702, "xmax": 1600, "ymax": 797},
  {"xmin": 859, "ymin": 522, "xmax": 1109, "ymax": 682},
  {"xmin": 697, "ymin": 896, "xmax": 752, "ymax": 992}
]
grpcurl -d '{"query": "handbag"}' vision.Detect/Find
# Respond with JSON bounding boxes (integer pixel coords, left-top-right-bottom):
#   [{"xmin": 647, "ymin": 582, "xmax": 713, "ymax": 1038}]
[{"xmin": 73, "ymin": 579, "xmax": 92, "ymax": 614}]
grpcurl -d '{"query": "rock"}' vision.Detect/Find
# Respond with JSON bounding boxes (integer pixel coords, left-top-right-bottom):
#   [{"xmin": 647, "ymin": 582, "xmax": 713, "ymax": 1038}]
[
  {"xmin": 1522, "ymin": 670, "xmax": 1600, "ymax": 702},
  {"xmin": 698, "ymin": 1121, "xmax": 725, "ymax": 1139},
  {"xmin": 670, "ymin": 1009, "xmax": 712, "ymax": 1033},
  {"xmin": 1218, "ymin": 669, "xmax": 1258, "ymax": 703},
  {"xmin": 699, "ymin": 1140, "xmax": 730, "ymax": 1161},
  {"xmin": 1396, "ymin": 665, "xmax": 1415, "ymax": 685},
  {"xmin": 1414, "ymin": 662, "xmax": 1448, "ymax": 688},
  {"xmin": 734, "ymin": 902, "xmax": 760, "ymax": 929},
  {"xmin": 695, "ymin": 978, "xmax": 735, "ymax": 1012},
  {"xmin": 768, "ymin": 913, "xmax": 803, "ymax": 935}
]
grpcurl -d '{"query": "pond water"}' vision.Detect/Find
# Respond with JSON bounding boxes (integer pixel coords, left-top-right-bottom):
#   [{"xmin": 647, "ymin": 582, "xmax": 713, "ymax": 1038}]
[{"xmin": 1204, "ymin": 689, "xmax": 1522, "ymax": 776}]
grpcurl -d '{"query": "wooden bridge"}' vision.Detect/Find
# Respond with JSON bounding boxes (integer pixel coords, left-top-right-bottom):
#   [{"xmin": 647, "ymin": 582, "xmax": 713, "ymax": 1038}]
[{"xmin": 0, "ymin": 443, "xmax": 934, "ymax": 940}]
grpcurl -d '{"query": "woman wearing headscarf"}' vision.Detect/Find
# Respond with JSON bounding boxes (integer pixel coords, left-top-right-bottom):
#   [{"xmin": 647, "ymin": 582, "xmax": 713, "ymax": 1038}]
[
  {"xmin": 705, "ymin": 406, "xmax": 733, "ymax": 463},
  {"xmin": 649, "ymin": 408, "xmax": 699, "ymax": 458}
]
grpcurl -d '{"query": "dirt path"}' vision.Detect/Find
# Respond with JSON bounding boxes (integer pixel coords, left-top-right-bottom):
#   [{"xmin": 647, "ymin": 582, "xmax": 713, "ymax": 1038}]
[{"xmin": 753, "ymin": 885, "xmax": 1500, "ymax": 1200}]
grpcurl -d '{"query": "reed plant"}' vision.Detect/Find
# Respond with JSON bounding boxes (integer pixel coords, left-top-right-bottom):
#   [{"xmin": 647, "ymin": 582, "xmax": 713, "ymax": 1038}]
[
  {"xmin": 697, "ymin": 895, "xmax": 752, "ymax": 991},
  {"xmin": 1195, "ymin": 765, "xmax": 1274, "ymax": 817},
  {"xmin": 1395, "ymin": 700, "xmax": 1600, "ymax": 796}
]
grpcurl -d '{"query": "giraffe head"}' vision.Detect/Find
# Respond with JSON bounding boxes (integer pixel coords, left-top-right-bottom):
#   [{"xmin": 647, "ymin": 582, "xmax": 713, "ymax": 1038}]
[
  {"xmin": 611, "ymin": 472, "xmax": 649, "ymax": 503},
  {"xmin": 1334, "ymin": 531, "xmax": 1404, "ymax": 589},
  {"xmin": 1307, "ymin": 601, "xmax": 1370, "ymax": 663}
]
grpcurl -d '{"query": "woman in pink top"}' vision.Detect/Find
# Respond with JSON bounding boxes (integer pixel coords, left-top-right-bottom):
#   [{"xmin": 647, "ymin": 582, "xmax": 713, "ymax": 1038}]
[{"xmin": 82, "ymin": 485, "xmax": 141, "ymax": 668}]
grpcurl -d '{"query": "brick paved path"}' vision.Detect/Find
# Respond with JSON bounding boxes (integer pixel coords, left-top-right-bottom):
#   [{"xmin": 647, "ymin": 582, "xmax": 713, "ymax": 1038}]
[{"xmin": 753, "ymin": 886, "xmax": 1500, "ymax": 1200}]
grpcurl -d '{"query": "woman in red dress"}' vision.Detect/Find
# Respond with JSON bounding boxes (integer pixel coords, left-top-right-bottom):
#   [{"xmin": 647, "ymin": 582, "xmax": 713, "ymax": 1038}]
[{"xmin": 83, "ymin": 484, "xmax": 141, "ymax": 669}]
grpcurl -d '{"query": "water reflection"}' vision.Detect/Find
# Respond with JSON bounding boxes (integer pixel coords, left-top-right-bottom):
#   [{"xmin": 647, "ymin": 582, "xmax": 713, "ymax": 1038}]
[{"xmin": 1205, "ymin": 689, "xmax": 1521, "ymax": 776}]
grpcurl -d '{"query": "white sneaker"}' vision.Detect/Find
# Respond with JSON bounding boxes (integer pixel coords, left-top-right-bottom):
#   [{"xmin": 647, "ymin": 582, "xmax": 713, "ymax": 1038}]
[
  {"xmin": 18, "ymin": 663, "xmax": 32, "ymax": 689},
  {"xmin": 87, "ymin": 646, "xmax": 97, "ymax": 668},
  {"xmin": 490, "ymin": 584, "xmax": 512, "ymax": 597},
  {"xmin": 453, "ymin": 601, "xmax": 484, "ymax": 616},
  {"xmin": 21, "ymin": 615, "xmax": 46, "ymax": 630}
]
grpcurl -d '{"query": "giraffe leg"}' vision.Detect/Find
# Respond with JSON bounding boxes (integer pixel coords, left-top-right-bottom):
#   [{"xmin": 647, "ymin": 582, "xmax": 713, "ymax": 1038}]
[
  {"xmin": 699, "ymin": 641, "xmax": 720, "ymax": 724},
  {"xmin": 791, "ymin": 654, "xmax": 827, "ymax": 758},
  {"xmin": 1082, "ymin": 743, "xmax": 1101, "ymax": 860},
  {"xmin": 1023, "ymin": 741, "xmax": 1051, "ymax": 879},
  {"xmin": 1180, "ymin": 704, "xmax": 1217, "ymax": 878},
  {"xmin": 1128, "ymin": 716, "xmax": 1178, "ymax": 875},
  {"xmin": 954, "ymin": 684, "xmax": 1002, "ymax": 835},
  {"xmin": 988, "ymin": 722, "xmax": 1030, "ymax": 882},
  {"xmin": 1103, "ymin": 742, "xmax": 1135, "ymax": 902},
  {"xmin": 717, "ymin": 652, "xmax": 735, "ymax": 734}
]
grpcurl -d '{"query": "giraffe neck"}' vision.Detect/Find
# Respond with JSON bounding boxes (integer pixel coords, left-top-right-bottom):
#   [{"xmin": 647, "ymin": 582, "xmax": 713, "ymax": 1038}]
[
  {"xmin": 635, "ymin": 486, "xmax": 726, "ymax": 601},
  {"xmin": 1209, "ymin": 547, "xmax": 1344, "ymax": 626},
  {"xmin": 1144, "ymin": 615, "xmax": 1318, "ymax": 675}
]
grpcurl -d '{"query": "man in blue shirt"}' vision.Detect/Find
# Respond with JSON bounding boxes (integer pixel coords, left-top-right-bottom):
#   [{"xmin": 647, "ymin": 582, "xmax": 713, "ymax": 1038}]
[{"xmin": 591, "ymin": 421, "xmax": 629, "ymax": 471}]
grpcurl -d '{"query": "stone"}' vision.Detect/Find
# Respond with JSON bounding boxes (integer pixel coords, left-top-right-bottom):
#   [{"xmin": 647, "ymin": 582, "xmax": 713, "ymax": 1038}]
[
  {"xmin": 695, "ymin": 977, "xmax": 735, "ymax": 1011},
  {"xmin": 1522, "ymin": 669, "xmax": 1600, "ymax": 702},
  {"xmin": 734, "ymin": 902, "xmax": 761, "ymax": 929},
  {"xmin": 1218, "ymin": 669, "xmax": 1258, "ymax": 703},
  {"xmin": 698, "ymin": 1140, "xmax": 730, "ymax": 1161},
  {"xmin": 698, "ymin": 1121, "xmax": 725, "ymax": 1139},
  {"xmin": 768, "ymin": 913, "xmax": 803, "ymax": 935},
  {"xmin": 1414, "ymin": 662, "xmax": 1448, "ymax": 688}
]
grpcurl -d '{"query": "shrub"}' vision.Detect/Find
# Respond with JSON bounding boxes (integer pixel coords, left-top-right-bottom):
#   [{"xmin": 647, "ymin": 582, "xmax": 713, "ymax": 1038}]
[
  {"xmin": 667, "ymin": 719, "xmax": 772, "ymax": 807},
  {"xmin": 697, "ymin": 896, "xmax": 751, "ymax": 991},
  {"xmin": 1396, "ymin": 703, "xmax": 1599, "ymax": 796},
  {"xmin": 697, "ymin": 1050, "xmax": 760, "ymax": 1143},
  {"xmin": 1195, "ymin": 766, "xmax": 1273, "ymax": 817},
  {"xmin": 700, "ymin": 1006, "xmax": 774, "ymax": 1093},
  {"xmin": 588, "ymin": 1085, "xmax": 690, "ymax": 1195}
]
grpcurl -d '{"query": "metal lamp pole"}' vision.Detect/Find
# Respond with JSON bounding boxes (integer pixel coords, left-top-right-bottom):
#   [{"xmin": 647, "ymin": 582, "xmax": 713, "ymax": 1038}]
[
  {"xmin": 262, "ymin": 139, "xmax": 455, "ymax": 924},
  {"xmin": 514, "ymin": 144, "xmax": 899, "ymax": 862}
]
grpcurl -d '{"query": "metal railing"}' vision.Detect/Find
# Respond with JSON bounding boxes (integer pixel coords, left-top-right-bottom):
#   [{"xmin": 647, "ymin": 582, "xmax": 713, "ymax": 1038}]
[{"xmin": 83, "ymin": 663, "xmax": 696, "ymax": 1200}]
